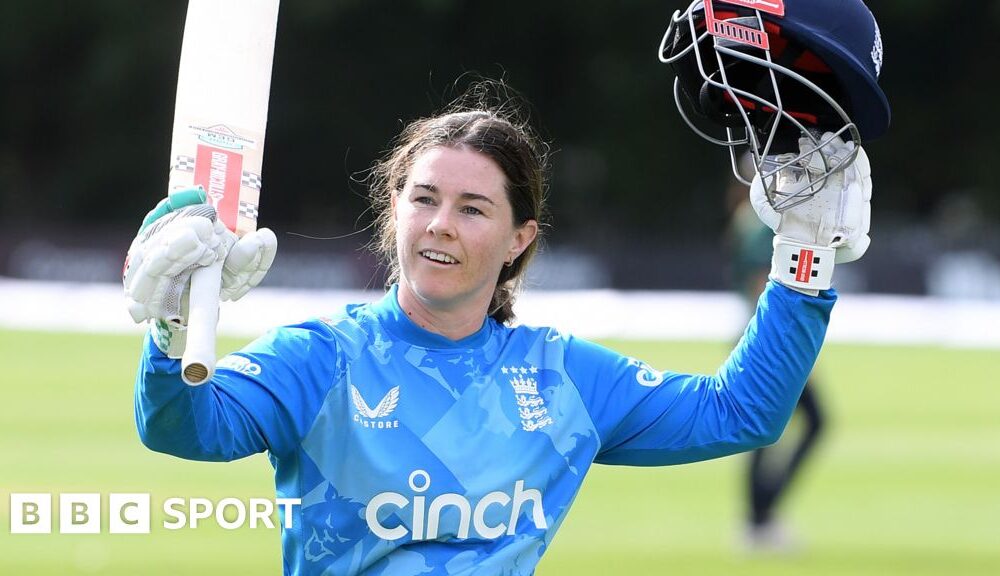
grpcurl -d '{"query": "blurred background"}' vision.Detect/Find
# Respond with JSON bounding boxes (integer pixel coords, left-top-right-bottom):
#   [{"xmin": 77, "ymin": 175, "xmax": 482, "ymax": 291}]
[
  {"xmin": 1, "ymin": 0, "xmax": 998, "ymax": 294},
  {"xmin": 1, "ymin": 1, "xmax": 998, "ymax": 575}
]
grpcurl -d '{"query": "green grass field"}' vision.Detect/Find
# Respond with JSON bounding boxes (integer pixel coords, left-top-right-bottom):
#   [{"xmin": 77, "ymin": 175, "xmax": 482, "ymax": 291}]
[{"xmin": 1, "ymin": 329, "xmax": 998, "ymax": 575}]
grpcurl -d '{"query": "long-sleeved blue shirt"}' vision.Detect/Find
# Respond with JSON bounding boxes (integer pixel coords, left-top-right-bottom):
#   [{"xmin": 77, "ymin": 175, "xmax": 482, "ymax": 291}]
[{"xmin": 135, "ymin": 280, "xmax": 834, "ymax": 575}]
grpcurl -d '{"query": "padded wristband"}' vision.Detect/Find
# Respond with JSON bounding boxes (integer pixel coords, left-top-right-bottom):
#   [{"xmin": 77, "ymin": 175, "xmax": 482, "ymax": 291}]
[{"xmin": 770, "ymin": 236, "xmax": 836, "ymax": 293}]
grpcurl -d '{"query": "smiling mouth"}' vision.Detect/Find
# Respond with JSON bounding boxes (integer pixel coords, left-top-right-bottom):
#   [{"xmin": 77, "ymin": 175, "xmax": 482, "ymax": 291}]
[{"xmin": 420, "ymin": 250, "xmax": 460, "ymax": 265}]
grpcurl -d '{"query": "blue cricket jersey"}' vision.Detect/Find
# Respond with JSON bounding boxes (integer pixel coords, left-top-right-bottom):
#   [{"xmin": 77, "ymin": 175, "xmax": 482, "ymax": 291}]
[{"xmin": 135, "ymin": 280, "xmax": 834, "ymax": 575}]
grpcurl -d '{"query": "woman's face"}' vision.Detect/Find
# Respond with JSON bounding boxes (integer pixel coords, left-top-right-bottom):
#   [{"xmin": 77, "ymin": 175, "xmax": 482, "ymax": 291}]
[{"xmin": 393, "ymin": 146, "xmax": 537, "ymax": 315}]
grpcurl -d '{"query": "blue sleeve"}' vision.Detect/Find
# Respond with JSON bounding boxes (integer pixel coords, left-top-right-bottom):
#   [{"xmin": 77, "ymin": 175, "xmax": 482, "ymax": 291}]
[
  {"xmin": 134, "ymin": 319, "xmax": 344, "ymax": 461},
  {"xmin": 566, "ymin": 281, "xmax": 835, "ymax": 466}
]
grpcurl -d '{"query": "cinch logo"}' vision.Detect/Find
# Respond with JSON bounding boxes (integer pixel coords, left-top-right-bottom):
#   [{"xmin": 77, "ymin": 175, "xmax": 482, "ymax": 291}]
[
  {"xmin": 350, "ymin": 385, "xmax": 400, "ymax": 429},
  {"xmin": 217, "ymin": 355, "xmax": 261, "ymax": 376},
  {"xmin": 628, "ymin": 358, "xmax": 665, "ymax": 387},
  {"xmin": 364, "ymin": 470, "xmax": 548, "ymax": 541}
]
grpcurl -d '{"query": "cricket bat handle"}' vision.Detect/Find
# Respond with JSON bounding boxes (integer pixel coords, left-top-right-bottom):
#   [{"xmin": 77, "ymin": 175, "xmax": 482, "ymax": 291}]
[{"xmin": 181, "ymin": 259, "xmax": 224, "ymax": 385}]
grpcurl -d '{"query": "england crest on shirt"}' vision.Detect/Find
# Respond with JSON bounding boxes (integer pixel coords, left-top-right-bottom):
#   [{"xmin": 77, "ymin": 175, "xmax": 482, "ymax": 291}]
[{"xmin": 503, "ymin": 364, "xmax": 553, "ymax": 432}]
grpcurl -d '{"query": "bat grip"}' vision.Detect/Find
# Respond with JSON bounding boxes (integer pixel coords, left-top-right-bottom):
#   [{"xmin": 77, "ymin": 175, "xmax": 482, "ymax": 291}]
[{"xmin": 181, "ymin": 260, "xmax": 224, "ymax": 385}]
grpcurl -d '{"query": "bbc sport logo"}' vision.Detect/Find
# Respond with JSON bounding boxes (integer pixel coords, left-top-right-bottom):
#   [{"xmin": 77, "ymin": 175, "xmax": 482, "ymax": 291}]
[{"xmin": 6, "ymin": 492, "xmax": 300, "ymax": 534}]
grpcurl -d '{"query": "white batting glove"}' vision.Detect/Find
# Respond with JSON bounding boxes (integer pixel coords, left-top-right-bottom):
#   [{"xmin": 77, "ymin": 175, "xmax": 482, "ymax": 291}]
[
  {"xmin": 222, "ymin": 227, "xmax": 277, "ymax": 302},
  {"xmin": 750, "ymin": 133, "xmax": 872, "ymax": 295},
  {"xmin": 123, "ymin": 188, "xmax": 277, "ymax": 356}
]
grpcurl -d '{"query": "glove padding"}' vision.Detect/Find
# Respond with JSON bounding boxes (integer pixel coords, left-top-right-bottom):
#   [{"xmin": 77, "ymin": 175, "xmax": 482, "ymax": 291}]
[
  {"xmin": 750, "ymin": 133, "xmax": 872, "ymax": 293},
  {"xmin": 222, "ymin": 227, "xmax": 277, "ymax": 301},
  {"xmin": 124, "ymin": 203, "xmax": 232, "ymax": 324},
  {"xmin": 123, "ymin": 189, "xmax": 277, "ymax": 356}
]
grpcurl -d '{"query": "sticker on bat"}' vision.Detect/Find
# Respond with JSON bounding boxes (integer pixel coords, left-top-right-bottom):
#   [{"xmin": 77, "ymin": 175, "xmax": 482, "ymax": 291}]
[{"xmin": 189, "ymin": 123, "xmax": 259, "ymax": 151}]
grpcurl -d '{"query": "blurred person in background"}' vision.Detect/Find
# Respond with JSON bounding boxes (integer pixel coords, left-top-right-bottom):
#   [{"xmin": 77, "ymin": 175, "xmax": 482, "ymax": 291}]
[{"xmin": 726, "ymin": 174, "xmax": 826, "ymax": 552}]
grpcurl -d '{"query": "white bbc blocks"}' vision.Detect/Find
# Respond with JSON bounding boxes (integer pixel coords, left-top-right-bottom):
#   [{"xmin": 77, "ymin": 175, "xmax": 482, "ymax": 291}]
[
  {"xmin": 9, "ymin": 493, "xmax": 151, "ymax": 534},
  {"xmin": 108, "ymin": 493, "xmax": 151, "ymax": 534},
  {"xmin": 7, "ymin": 493, "xmax": 298, "ymax": 533},
  {"xmin": 59, "ymin": 493, "xmax": 101, "ymax": 533},
  {"xmin": 10, "ymin": 493, "xmax": 52, "ymax": 534}
]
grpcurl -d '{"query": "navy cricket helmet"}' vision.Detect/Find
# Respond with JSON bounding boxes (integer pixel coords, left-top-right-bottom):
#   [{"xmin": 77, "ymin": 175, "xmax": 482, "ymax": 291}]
[{"xmin": 658, "ymin": 0, "xmax": 889, "ymax": 205}]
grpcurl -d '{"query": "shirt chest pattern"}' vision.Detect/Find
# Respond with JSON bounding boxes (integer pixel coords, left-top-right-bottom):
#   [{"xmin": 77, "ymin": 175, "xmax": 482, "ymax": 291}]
[
  {"xmin": 302, "ymin": 347, "xmax": 565, "ymax": 543},
  {"xmin": 342, "ymin": 344, "xmax": 559, "ymax": 467},
  {"xmin": 346, "ymin": 358, "xmax": 554, "ymax": 436},
  {"xmin": 294, "ymin": 323, "xmax": 603, "ymax": 571}
]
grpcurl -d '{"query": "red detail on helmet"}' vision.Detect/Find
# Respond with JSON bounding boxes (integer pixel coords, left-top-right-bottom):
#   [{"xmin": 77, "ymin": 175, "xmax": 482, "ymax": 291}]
[
  {"xmin": 718, "ymin": 0, "xmax": 785, "ymax": 17},
  {"xmin": 721, "ymin": 92, "xmax": 821, "ymax": 125},
  {"xmin": 763, "ymin": 27, "xmax": 833, "ymax": 73},
  {"xmin": 710, "ymin": 8, "xmax": 833, "ymax": 74},
  {"xmin": 705, "ymin": 2, "xmax": 770, "ymax": 50}
]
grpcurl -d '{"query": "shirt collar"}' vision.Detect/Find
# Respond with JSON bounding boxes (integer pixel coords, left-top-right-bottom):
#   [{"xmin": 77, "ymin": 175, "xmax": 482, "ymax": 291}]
[{"xmin": 369, "ymin": 284, "xmax": 496, "ymax": 350}]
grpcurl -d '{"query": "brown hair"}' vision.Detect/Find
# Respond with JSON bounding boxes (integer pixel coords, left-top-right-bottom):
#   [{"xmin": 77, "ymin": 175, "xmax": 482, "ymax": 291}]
[{"xmin": 368, "ymin": 83, "xmax": 549, "ymax": 324}]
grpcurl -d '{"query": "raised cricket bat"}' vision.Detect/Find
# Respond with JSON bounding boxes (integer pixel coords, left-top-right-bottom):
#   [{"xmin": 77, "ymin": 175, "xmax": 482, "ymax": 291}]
[{"xmin": 167, "ymin": 0, "xmax": 280, "ymax": 385}]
